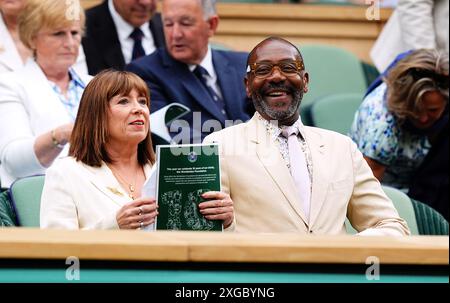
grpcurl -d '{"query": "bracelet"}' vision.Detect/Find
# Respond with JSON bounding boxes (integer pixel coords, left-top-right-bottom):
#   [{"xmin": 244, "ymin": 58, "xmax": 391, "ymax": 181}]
[{"xmin": 51, "ymin": 129, "xmax": 66, "ymax": 149}]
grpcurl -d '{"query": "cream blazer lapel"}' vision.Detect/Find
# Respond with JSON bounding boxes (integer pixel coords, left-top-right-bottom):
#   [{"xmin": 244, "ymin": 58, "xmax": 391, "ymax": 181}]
[
  {"xmin": 85, "ymin": 162, "xmax": 154, "ymax": 206},
  {"xmin": 303, "ymin": 127, "xmax": 328, "ymax": 228},
  {"xmin": 0, "ymin": 15, "xmax": 23, "ymax": 72},
  {"xmin": 250, "ymin": 116, "xmax": 308, "ymax": 224}
]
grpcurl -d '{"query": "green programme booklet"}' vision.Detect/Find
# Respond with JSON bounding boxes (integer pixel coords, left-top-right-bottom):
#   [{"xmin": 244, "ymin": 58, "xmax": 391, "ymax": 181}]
[{"xmin": 155, "ymin": 144, "xmax": 222, "ymax": 231}]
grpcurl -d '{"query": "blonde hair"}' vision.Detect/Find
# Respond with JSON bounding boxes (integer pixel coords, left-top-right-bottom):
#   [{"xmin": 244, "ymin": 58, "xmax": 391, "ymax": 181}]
[
  {"xmin": 386, "ymin": 49, "xmax": 449, "ymax": 121},
  {"xmin": 18, "ymin": 0, "xmax": 85, "ymax": 49},
  {"xmin": 70, "ymin": 70, "xmax": 155, "ymax": 167}
]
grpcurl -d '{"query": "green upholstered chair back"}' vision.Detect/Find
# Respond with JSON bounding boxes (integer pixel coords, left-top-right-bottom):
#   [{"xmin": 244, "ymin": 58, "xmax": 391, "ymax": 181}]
[
  {"xmin": 310, "ymin": 92, "xmax": 363, "ymax": 135},
  {"xmin": 0, "ymin": 190, "xmax": 17, "ymax": 227},
  {"xmin": 346, "ymin": 186, "xmax": 449, "ymax": 235},
  {"xmin": 9, "ymin": 175, "xmax": 45, "ymax": 227},
  {"xmin": 346, "ymin": 185, "xmax": 419, "ymax": 235},
  {"xmin": 381, "ymin": 186, "xmax": 419, "ymax": 235},
  {"xmin": 298, "ymin": 44, "xmax": 367, "ymax": 125},
  {"xmin": 410, "ymin": 199, "xmax": 449, "ymax": 235}
]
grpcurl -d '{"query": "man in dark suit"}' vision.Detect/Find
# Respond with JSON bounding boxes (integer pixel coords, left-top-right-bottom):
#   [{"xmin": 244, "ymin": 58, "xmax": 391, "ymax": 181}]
[
  {"xmin": 126, "ymin": 0, "xmax": 253, "ymax": 144},
  {"xmin": 82, "ymin": 0, "xmax": 165, "ymax": 75}
]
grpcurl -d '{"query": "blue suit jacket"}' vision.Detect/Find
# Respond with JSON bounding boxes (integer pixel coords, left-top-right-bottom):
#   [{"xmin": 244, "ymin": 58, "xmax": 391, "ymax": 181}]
[{"xmin": 126, "ymin": 48, "xmax": 252, "ymax": 143}]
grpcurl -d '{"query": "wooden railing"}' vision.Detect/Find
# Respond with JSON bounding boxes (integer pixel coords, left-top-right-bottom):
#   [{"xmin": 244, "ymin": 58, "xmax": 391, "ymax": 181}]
[
  {"xmin": 0, "ymin": 229, "xmax": 448, "ymax": 265},
  {"xmin": 80, "ymin": 1, "xmax": 392, "ymax": 63}
]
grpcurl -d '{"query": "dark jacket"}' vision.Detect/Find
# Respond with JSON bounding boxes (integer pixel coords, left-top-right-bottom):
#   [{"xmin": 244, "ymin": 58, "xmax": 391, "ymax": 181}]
[
  {"xmin": 82, "ymin": 0, "xmax": 165, "ymax": 75},
  {"xmin": 408, "ymin": 122, "xmax": 449, "ymax": 221},
  {"xmin": 126, "ymin": 48, "xmax": 253, "ymax": 143}
]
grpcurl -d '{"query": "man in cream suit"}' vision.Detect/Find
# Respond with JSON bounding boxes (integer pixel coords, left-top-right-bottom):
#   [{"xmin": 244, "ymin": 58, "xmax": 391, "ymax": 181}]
[{"xmin": 204, "ymin": 37, "xmax": 410, "ymax": 236}]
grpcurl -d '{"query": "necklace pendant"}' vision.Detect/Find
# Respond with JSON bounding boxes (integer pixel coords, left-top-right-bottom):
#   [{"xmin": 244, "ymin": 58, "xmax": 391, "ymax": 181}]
[{"xmin": 129, "ymin": 184, "xmax": 135, "ymax": 192}]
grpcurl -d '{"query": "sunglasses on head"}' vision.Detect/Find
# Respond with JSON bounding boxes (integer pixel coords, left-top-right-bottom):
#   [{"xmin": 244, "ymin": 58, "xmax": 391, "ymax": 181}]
[{"xmin": 410, "ymin": 68, "xmax": 449, "ymax": 89}]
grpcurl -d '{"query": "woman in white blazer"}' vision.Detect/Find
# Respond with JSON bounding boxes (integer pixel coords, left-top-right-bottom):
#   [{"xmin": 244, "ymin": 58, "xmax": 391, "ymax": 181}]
[
  {"xmin": 40, "ymin": 70, "xmax": 234, "ymax": 230},
  {"xmin": 0, "ymin": 0, "xmax": 91, "ymax": 188},
  {"xmin": 0, "ymin": 0, "xmax": 87, "ymax": 75},
  {"xmin": 0, "ymin": 0, "xmax": 31, "ymax": 73}
]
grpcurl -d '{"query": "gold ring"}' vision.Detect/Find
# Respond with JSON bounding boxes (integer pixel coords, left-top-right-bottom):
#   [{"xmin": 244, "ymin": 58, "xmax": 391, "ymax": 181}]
[
  {"xmin": 140, "ymin": 221, "xmax": 144, "ymax": 228},
  {"xmin": 138, "ymin": 206, "xmax": 143, "ymax": 215}
]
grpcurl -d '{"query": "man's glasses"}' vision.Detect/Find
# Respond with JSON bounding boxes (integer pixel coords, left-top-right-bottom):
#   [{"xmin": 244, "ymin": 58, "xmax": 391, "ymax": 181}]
[{"xmin": 247, "ymin": 60, "xmax": 305, "ymax": 78}]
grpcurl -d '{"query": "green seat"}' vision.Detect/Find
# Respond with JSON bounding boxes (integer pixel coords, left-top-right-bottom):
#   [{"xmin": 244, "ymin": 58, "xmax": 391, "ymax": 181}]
[
  {"xmin": 361, "ymin": 61, "xmax": 380, "ymax": 88},
  {"xmin": 381, "ymin": 186, "xmax": 419, "ymax": 235},
  {"xmin": 0, "ymin": 190, "xmax": 17, "ymax": 227},
  {"xmin": 411, "ymin": 199, "xmax": 449, "ymax": 236},
  {"xmin": 346, "ymin": 185, "xmax": 449, "ymax": 235},
  {"xmin": 345, "ymin": 186, "xmax": 417, "ymax": 235},
  {"xmin": 310, "ymin": 92, "xmax": 363, "ymax": 135},
  {"xmin": 9, "ymin": 175, "xmax": 45, "ymax": 227},
  {"xmin": 299, "ymin": 44, "xmax": 367, "ymax": 125}
]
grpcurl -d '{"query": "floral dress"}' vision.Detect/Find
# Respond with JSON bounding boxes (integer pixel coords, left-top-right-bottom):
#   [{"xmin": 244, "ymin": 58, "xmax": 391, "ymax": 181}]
[{"xmin": 349, "ymin": 83, "xmax": 431, "ymax": 191}]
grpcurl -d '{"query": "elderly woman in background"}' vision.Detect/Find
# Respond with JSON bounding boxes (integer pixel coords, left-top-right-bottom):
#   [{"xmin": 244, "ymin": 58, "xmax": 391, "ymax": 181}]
[
  {"xmin": 0, "ymin": 0, "xmax": 31, "ymax": 73},
  {"xmin": 350, "ymin": 49, "xmax": 449, "ymax": 220},
  {"xmin": 0, "ymin": 0, "xmax": 90, "ymax": 188},
  {"xmin": 40, "ymin": 70, "xmax": 234, "ymax": 230}
]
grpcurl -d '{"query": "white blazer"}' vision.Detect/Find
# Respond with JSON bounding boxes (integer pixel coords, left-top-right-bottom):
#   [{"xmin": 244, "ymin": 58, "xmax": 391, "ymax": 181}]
[
  {"xmin": 371, "ymin": 0, "xmax": 449, "ymax": 72},
  {"xmin": 0, "ymin": 59, "xmax": 92, "ymax": 188},
  {"xmin": 0, "ymin": 14, "xmax": 88, "ymax": 75},
  {"xmin": 0, "ymin": 15, "xmax": 23, "ymax": 73},
  {"xmin": 40, "ymin": 157, "xmax": 153, "ymax": 230}
]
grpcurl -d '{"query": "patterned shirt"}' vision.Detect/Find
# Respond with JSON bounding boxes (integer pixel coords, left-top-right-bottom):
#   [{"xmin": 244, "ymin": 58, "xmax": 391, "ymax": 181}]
[
  {"xmin": 48, "ymin": 68, "xmax": 86, "ymax": 121},
  {"xmin": 256, "ymin": 112, "xmax": 313, "ymax": 183},
  {"xmin": 349, "ymin": 82, "xmax": 431, "ymax": 191}
]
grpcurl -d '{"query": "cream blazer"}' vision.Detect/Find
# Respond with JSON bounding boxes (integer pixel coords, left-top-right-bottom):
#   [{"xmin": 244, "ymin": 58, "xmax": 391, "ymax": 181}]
[
  {"xmin": 204, "ymin": 115, "xmax": 410, "ymax": 236},
  {"xmin": 0, "ymin": 59, "xmax": 92, "ymax": 187},
  {"xmin": 0, "ymin": 15, "xmax": 22, "ymax": 73},
  {"xmin": 40, "ymin": 157, "xmax": 153, "ymax": 230}
]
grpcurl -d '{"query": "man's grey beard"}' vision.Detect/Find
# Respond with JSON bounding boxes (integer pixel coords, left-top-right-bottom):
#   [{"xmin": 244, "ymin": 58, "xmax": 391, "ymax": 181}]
[{"xmin": 252, "ymin": 90, "xmax": 303, "ymax": 121}]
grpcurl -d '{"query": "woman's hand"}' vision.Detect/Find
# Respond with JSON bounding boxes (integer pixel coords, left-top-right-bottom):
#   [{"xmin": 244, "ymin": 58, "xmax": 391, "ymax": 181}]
[
  {"xmin": 116, "ymin": 197, "xmax": 158, "ymax": 230},
  {"xmin": 198, "ymin": 191, "xmax": 234, "ymax": 229}
]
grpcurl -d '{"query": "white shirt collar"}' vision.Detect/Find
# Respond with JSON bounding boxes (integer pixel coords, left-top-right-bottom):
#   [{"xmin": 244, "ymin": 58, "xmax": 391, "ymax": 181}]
[
  {"xmin": 188, "ymin": 46, "xmax": 216, "ymax": 80},
  {"xmin": 255, "ymin": 112, "xmax": 307, "ymax": 141},
  {"xmin": 108, "ymin": 0, "xmax": 152, "ymax": 47}
]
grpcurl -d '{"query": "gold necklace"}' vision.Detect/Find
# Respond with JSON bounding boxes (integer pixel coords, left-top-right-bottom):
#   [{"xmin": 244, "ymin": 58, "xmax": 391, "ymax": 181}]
[{"xmin": 109, "ymin": 165, "xmax": 140, "ymax": 200}]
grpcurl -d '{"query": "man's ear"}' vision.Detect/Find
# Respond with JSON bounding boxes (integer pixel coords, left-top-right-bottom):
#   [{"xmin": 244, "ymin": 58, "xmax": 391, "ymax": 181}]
[
  {"xmin": 244, "ymin": 76, "xmax": 251, "ymax": 98},
  {"xmin": 302, "ymin": 72, "xmax": 309, "ymax": 93},
  {"xmin": 207, "ymin": 15, "xmax": 219, "ymax": 37}
]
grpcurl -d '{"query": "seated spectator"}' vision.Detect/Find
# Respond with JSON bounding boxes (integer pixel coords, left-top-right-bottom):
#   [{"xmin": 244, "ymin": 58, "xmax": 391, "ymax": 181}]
[
  {"xmin": 82, "ymin": 0, "xmax": 165, "ymax": 75},
  {"xmin": 204, "ymin": 37, "xmax": 409, "ymax": 236},
  {"xmin": 40, "ymin": 70, "xmax": 234, "ymax": 230},
  {"xmin": 0, "ymin": 0, "xmax": 32, "ymax": 73},
  {"xmin": 127, "ymin": 0, "xmax": 252, "ymax": 144},
  {"xmin": 350, "ymin": 49, "xmax": 449, "ymax": 220},
  {"xmin": 0, "ymin": 0, "xmax": 91, "ymax": 188}
]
